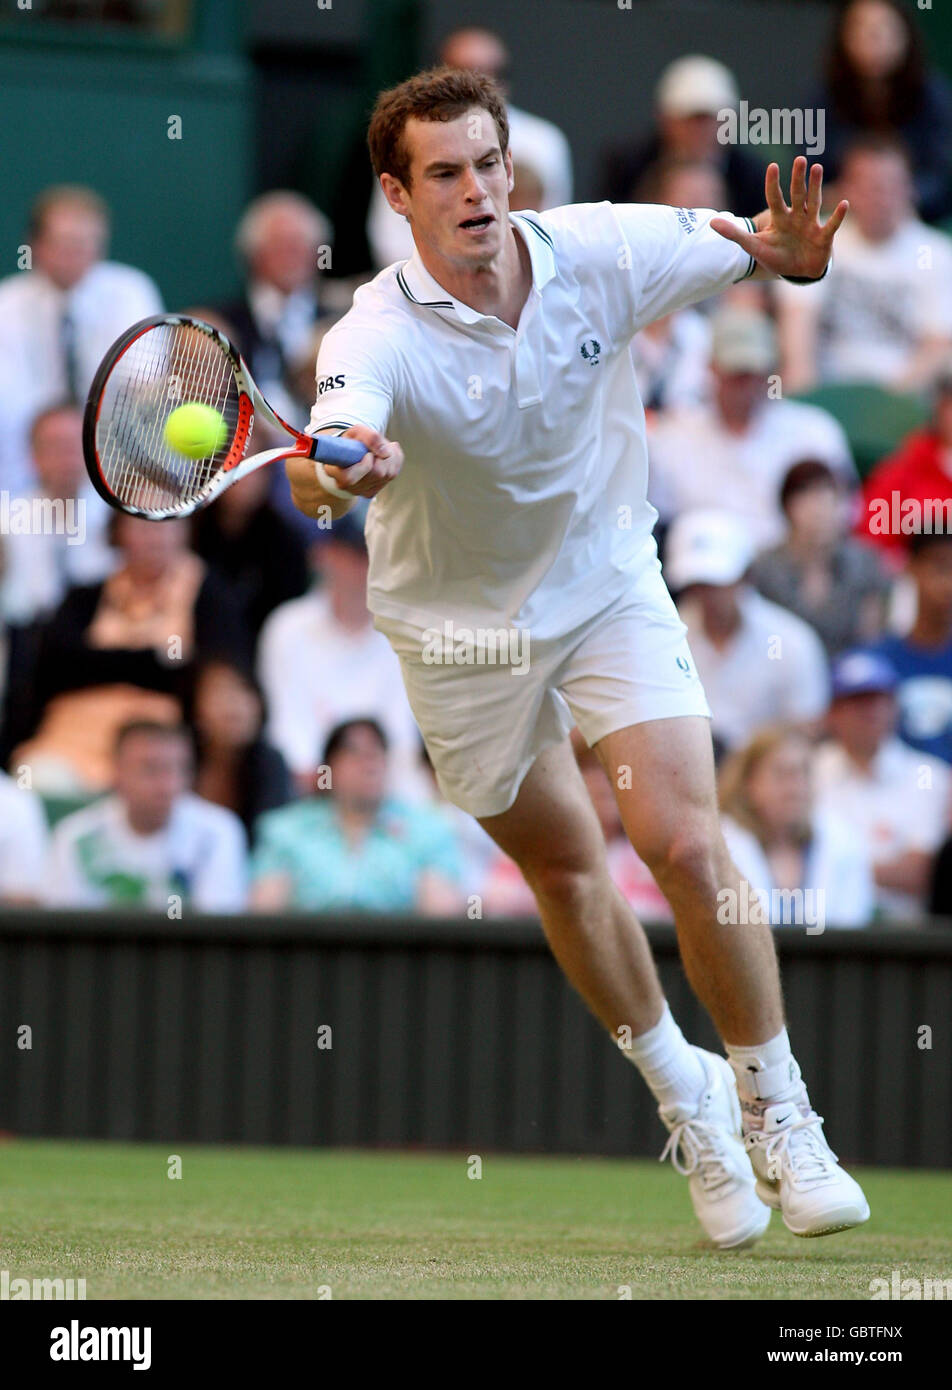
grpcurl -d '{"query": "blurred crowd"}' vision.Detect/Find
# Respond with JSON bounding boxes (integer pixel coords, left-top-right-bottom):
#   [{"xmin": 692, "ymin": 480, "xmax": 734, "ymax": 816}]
[{"xmin": 3, "ymin": 3, "xmax": 952, "ymax": 929}]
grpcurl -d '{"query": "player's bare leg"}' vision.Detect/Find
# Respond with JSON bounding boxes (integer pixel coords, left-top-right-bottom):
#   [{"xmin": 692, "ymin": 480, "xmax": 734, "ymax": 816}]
[
  {"xmin": 477, "ymin": 738, "xmax": 769, "ymax": 1249},
  {"xmin": 593, "ymin": 716, "xmax": 782, "ymax": 1047},
  {"xmin": 479, "ymin": 738, "xmax": 665, "ymax": 1038},
  {"xmin": 595, "ymin": 715, "xmax": 869, "ymax": 1237}
]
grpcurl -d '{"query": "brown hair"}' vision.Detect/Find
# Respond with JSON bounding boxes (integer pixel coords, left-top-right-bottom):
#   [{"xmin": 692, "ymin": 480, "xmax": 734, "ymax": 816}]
[
  {"xmin": 29, "ymin": 184, "xmax": 110, "ymax": 240},
  {"xmin": 718, "ymin": 725, "xmax": 813, "ymax": 848},
  {"xmin": 367, "ymin": 65, "xmax": 509, "ymax": 190}
]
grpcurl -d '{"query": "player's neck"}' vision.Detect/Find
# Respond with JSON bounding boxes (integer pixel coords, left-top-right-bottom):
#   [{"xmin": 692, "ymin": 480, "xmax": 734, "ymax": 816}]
[{"xmin": 418, "ymin": 227, "xmax": 531, "ymax": 331}]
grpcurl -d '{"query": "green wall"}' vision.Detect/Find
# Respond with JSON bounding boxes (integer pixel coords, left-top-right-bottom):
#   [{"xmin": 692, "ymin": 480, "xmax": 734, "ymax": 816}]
[{"xmin": 0, "ymin": 15, "xmax": 252, "ymax": 309}]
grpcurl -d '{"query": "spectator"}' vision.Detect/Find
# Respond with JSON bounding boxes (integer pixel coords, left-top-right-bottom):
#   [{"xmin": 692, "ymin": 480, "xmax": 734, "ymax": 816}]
[
  {"xmin": 221, "ymin": 191, "xmax": 333, "ymax": 424},
  {"xmin": 191, "ymin": 659, "xmax": 292, "ymax": 842},
  {"xmin": 600, "ymin": 55, "xmax": 765, "ymax": 216},
  {"xmin": 191, "ymin": 466, "xmax": 310, "ymax": 639},
  {"xmin": 0, "ymin": 403, "xmax": 113, "ymax": 627},
  {"xmin": 257, "ymin": 510, "xmax": 429, "ymax": 801},
  {"xmin": 665, "ymin": 510, "xmax": 829, "ymax": 756},
  {"xmin": 0, "ymin": 769, "xmax": 49, "ymax": 905},
  {"xmin": 367, "ymin": 26, "xmax": 573, "ymax": 269},
  {"xmin": 814, "ymin": 649, "xmax": 950, "ymax": 920},
  {"xmin": 0, "ymin": 185, "xmax": 162, "ymax": 494},
  {"xmin": 15, "ymin": 514, "xmax": 250, "ymax": 794},
  {"xmin": 807, "ymin": 0, "xmax": 952, "ymax": 224},
  {"xmin": 46, "ymin": 721, "xmax": 247, "ymax": 911},
  {"xmin": 856, "ymin": 362, "xmax": 952, "ymax": 565},
  {"xmin": 250, "ymin": 718, "xmax": 463, "ymax": 913},
  {"xmin": 870, "ymin": 530, "xmax": 952, "ymax": 764},
  {"xmin": 777, "ymin": 136, "xmax": 952, "ymax": 393},
  {"xmin": 649, "ymin": 307, "xmax": 855, "ymax": 549},
  {"xmin": 749, "ymin": 459, "xmax": 890, "ymax": 656},
  {"xmin": 720, "ymin": 725, "xmax": 874, "ymax": 928}
]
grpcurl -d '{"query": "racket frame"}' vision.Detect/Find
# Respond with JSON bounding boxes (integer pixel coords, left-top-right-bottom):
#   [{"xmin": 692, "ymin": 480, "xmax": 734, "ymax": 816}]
[{"xmin": 83, "ymin": 313, "xmax": 365, "ymax": 519}]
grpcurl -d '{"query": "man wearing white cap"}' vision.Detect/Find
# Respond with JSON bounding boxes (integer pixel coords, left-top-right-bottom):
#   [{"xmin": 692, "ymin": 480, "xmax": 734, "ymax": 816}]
[
  {"xmin": 664, "ymin": 510, "xmax": 830, "ymax": 754},
  {"xmin": 601, "ymin": 55, "xmax": 766, "ymax": 215},
  {"xmin": 649, "ymin": 306, "xmax": 855, "ymax": 548}
]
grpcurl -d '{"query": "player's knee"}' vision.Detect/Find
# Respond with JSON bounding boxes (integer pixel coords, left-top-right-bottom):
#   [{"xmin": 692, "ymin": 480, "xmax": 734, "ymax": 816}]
[
  {"xmin": 643, "ymin": 826, "xmax": 723, "ymax": 905},
  {"xmin": 521, "ymin": 848, "xmax": 603, "ymax": 910}
]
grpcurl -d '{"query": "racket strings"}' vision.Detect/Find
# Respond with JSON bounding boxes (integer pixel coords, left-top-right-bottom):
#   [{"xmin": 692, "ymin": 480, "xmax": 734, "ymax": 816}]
[{"xmin": 96, "ymin": 322, "xmax": 244, "ymax": 513}]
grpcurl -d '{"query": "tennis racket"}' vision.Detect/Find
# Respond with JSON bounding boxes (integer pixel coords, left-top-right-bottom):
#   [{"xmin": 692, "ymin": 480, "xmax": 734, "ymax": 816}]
[{"xmin": 82, "ymin": 313, "xmax": 367, "ymax": 519}]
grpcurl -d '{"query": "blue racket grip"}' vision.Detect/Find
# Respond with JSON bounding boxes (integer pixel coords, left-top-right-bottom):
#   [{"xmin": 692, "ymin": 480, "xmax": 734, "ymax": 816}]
[{"xmin": 310, "ymin": 434, "xmax": 369, "ymax": 469}]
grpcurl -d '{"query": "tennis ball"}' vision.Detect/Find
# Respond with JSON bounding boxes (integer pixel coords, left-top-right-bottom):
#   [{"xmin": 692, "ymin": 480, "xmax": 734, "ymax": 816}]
[{"xmin": 163, "ymin": 403, "xmax": 228, "ymax": 459}]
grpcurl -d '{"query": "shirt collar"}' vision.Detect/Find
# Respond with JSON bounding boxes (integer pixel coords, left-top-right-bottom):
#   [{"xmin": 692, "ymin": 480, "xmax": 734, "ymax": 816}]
[{"xmin": 397, "ymin": 211, "xmax": 556, "ymax": 325}]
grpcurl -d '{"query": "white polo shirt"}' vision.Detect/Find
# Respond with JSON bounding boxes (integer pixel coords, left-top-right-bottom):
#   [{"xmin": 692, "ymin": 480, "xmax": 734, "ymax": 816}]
[{"xmin": 309, "ymin": 203, "xmax": 755, "ymax": 642}]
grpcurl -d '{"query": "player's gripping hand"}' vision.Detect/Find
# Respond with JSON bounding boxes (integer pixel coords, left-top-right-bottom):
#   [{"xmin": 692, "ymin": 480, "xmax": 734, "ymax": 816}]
[
  {"xmin": 287, "ymin": 424, "xmax": 403, "ymax": 518},
  {"xmin": 322, "ymin": 425, "xmax": 404, "ymax": 499}
]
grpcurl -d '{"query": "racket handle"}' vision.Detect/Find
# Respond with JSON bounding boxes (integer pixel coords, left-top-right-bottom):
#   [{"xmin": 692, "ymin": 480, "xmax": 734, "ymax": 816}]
[{"xmin": 310, "ymin": 434, "xmax": 369, "ymax": 468}]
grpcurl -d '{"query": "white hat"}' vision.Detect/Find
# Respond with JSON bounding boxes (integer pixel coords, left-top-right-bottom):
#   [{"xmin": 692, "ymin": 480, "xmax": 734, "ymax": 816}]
[
  {"xmin": 710, "ymin": 308, "xmax": 777, "ymax": 374},
  {"xmin": 656, "ymin": 55, "xmax": 738, "ymax": 118},
  {"xmin": 664, "ymin": 510, "xmax": 754, "ymax": 590}
]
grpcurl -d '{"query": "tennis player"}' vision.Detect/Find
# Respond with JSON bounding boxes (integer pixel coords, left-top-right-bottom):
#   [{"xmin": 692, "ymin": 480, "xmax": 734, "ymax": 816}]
[{"xmin": 288, "ymin": 66, "xmax": 869, "ymax": 1247}]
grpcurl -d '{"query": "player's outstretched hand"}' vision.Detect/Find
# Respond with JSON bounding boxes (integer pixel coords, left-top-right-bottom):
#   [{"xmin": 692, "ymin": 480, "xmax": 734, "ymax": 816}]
[{"xmin": 710, "ymin": 156, "xmax": 848, "ymax": 281}]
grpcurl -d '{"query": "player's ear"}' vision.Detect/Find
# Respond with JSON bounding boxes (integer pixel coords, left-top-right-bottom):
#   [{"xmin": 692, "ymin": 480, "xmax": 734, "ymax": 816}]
[{"xmin": 380, "ymin": 172, "xmax": 410, "ymax": 218}]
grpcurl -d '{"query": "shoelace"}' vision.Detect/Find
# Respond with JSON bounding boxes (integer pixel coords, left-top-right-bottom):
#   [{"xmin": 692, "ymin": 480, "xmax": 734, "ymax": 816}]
[
  {"xmin": 660, "ymin": 1119, "xmax": 736, "ymax": 1193},
  {"xmin": 762, "ymin": 1113, "xmax": 837, "ymax": 1186}
]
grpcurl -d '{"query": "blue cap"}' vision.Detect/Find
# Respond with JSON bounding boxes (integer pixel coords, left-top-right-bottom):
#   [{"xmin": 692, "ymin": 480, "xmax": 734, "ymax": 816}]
[{"xmin": 830, "ymin": 650, "xmax": 898, "ymax": 700}]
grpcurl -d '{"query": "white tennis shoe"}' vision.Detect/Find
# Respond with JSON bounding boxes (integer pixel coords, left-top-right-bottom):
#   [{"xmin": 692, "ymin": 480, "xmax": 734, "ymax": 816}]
[
  {"xmin": 744, "ymin": 1101, "xmax": 870, "ymax": 1237},
  {"xmin": 659, "ymin": 1048, "xmax": 771, "ymax": 1250}
]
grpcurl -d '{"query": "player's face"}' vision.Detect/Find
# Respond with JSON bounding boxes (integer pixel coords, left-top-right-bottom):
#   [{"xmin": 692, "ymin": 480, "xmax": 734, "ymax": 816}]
[{"xmin": 389, "ymin": 109, "xmax": 514, "ymax": 270}]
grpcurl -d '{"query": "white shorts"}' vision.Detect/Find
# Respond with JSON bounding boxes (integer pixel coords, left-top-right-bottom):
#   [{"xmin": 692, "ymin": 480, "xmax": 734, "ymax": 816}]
[{"xmin": 374, "ymin": 561, "xmax": 711, "ymax": 820}]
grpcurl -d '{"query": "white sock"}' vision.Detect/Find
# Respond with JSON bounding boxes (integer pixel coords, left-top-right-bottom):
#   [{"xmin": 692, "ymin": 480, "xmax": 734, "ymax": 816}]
[
  {"xmin": 725, "ymin": 1028, "xmax": 809, "ymax": 1131},
  {"xmin": 625, "ymin": 1003, "xmax": 707, "ymax": 1111}
]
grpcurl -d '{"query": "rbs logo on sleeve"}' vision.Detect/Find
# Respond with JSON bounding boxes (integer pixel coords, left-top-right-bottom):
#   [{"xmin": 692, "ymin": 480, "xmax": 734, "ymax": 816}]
[{"xmin": 317, "ymin": 374, "xmax": 346, "ymax": 396}]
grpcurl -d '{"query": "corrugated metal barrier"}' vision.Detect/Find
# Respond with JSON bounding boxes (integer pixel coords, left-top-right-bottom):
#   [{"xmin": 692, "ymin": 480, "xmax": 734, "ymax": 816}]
[{"xmin": 1, "ymin": 911, "xmax": 949, "ymax": 1167}]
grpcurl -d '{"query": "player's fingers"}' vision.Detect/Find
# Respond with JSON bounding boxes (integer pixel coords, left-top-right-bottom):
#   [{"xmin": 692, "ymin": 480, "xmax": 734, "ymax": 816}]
[
  {"xmin": 789, "ymin": 155, "xmax": 808, "ymax": 213},
  {"xmin": 324, "ymin": 454, "xmax": 374, "ymax": 488},
  {"xmin": 824, "ymin": 198, "xmax": 850, "ymax": 239},
  {"xmin": 806, "ymin": 161, "xmax": 823, "ymax": 220},
  {"xmin": 709, "ymin": 217, "xmax": 757, "ymax": 258},
  {"xmin": 765, "ymin": 162, "xmax": 788, "ymax": 219},
  {"xmin": 343, "ymin": 424, "xmax": 388, "ymax": 455}
]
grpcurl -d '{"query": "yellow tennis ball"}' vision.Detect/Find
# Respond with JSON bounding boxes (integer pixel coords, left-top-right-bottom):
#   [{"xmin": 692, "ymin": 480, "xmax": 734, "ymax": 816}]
[{"xmin": 163, "ymin": 403, "xmax": 228, "ymax": 459}]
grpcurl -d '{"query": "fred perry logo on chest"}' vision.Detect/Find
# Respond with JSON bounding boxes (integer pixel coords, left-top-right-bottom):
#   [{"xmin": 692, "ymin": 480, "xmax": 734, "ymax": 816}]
[{"xmin": 579, "ymin": 338, "xmax": 602, "ymax": 366}]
